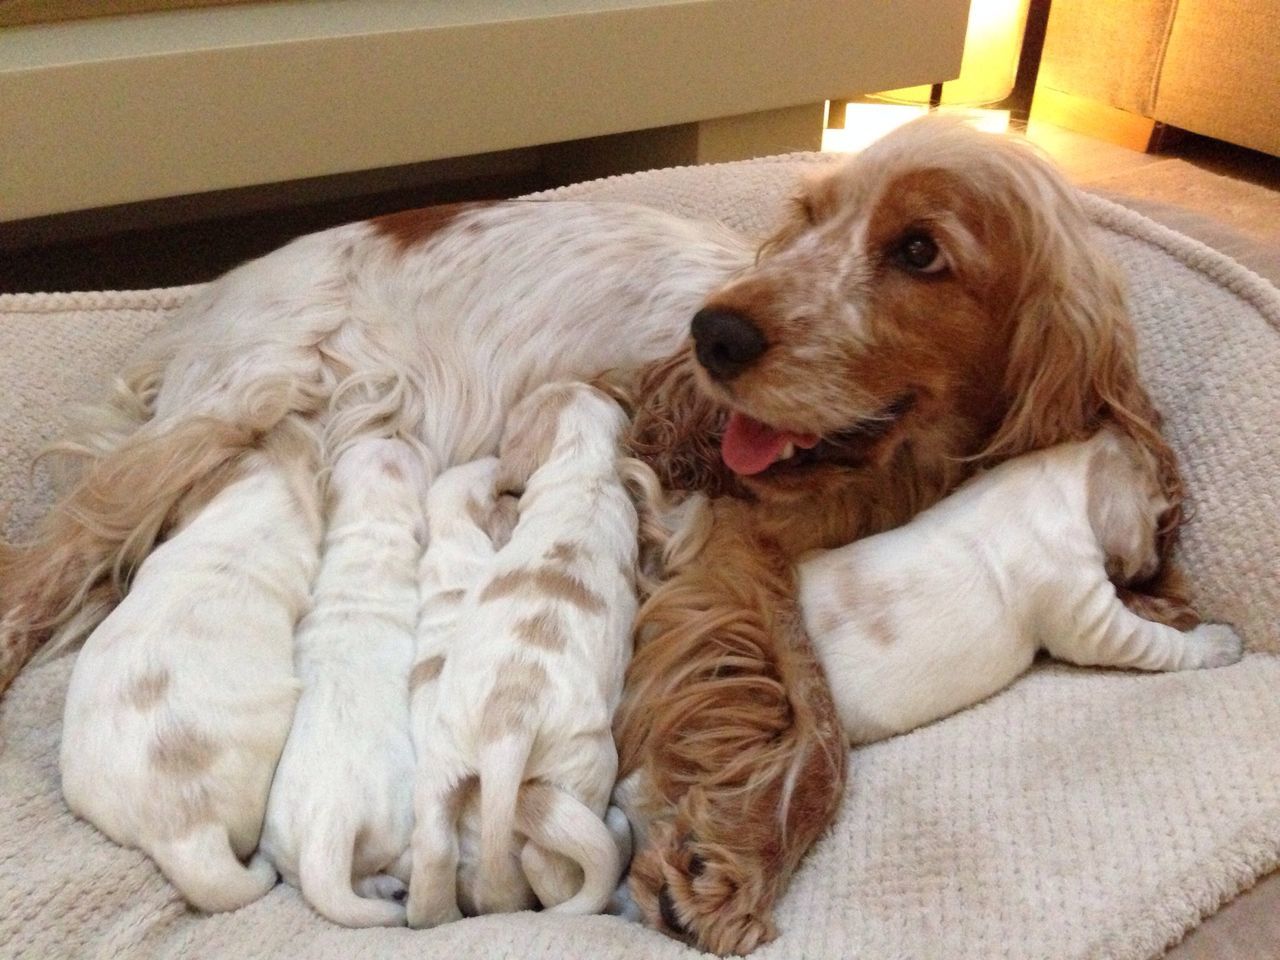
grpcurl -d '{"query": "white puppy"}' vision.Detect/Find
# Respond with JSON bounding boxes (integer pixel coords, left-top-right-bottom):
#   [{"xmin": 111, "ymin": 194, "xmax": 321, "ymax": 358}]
[
  {"xmin": 407, "ymin": 382, "xmax": 637, "ymax": 928},
  {"xmin": 60, "ymin": 426, "xmax": 321, "ymax": 912},
  {"xmin": 260, "ymin": 437, "xmax": 428, "ymax": 927},
  {"xmin": 800, "ymin": 426, "xmax": 1244, "ymax": 745},
  {"xmin": 409, "ymin": 456, "xmax": 524, "ymax": 917}
]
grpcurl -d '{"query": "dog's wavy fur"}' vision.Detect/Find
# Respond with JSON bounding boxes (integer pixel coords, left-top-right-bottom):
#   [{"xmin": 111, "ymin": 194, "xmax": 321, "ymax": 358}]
[{"xmin": 614, "ymin": 118, "xmax": 1191, "ymax": 954}]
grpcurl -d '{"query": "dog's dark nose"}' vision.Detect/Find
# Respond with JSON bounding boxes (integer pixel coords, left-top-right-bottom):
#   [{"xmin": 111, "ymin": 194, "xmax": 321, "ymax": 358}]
[{"xmin": 691, "ymin": 307, "xmax": 767, "ymax": 381}]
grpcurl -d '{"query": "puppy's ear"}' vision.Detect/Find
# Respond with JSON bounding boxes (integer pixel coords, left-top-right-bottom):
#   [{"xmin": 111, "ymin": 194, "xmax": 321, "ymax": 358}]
[{"xmin": 495, "ymin": 386, "xmax": 573, "ymax": 494}]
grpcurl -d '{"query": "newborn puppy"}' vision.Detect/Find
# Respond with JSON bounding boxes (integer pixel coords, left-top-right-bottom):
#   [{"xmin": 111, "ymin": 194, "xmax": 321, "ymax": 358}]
[
  {"xmin": 800, "ymin": 426, "xmax": 1243, "ymax": 744},
  {"xmin": 261, "ymin": 438, "xmax": 428, "ymax": 926},
  {"xmin": 407, "ymin": 382, "xmax": 637, "ymax": 927},
  {"xmin": 409, "ymin": 455, "xmax": 527, "ymax": 917},
  {"xmin": 60, "ymin": 424, "xmax": 321, "ymax": 913}
]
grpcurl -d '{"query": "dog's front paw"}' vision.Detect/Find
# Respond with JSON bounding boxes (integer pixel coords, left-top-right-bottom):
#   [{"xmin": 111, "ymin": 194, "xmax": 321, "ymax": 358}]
[{"xmin": 1188, "ymin": 623, "xmax": 1245, "ymax": 669}]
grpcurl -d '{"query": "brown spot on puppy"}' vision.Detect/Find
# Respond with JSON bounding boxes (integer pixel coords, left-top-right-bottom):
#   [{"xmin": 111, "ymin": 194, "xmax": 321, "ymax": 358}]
[
  {"xmin": 150, "ymin": 724, "xmax": 219, "ymax": 776},
  {"xmin": 434, "ymin": 588, "xmax": 466, "ymax": 604},
  {"xmin": 544, "ymin": 540, "xmax": 580, "ymax": 566},
  {"xmin": 410, "ymin": 655, "xmax": 446, "ymax": 693},
  {"xmin": 480, "ymin": 567, "xmax": 605, "ymax": 614},
  {"xmin": 125, "ymin": 667, "xmax": 171, "ymax": 709},
  {"xmin": 514, "ymin": 611, "xmax": 568, "ymax": 653},
  {"xmin": 480, "ymin": 659, "xmax": 550, "ymax": 742}
]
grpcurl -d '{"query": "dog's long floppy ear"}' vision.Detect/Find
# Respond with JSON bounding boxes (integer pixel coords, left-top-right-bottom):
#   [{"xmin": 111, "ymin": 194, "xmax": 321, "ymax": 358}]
[
  {"xmin": 624, "ymin": 350, "xmax": 744, "ymax": 499},
  {"xmin": 978, "ymin": 154, "xmax": 1184, "ymax": 564}
]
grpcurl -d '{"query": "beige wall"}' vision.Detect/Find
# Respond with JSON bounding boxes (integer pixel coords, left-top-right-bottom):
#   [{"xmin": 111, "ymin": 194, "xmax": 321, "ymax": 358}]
[{"xmin": 0, "ymin": 0, "xmax": 969, "ymax": 221}]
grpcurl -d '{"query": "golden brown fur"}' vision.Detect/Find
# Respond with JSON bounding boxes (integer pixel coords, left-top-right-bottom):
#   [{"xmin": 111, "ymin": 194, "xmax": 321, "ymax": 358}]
[{"xmin": 615, "ymin": 118, "xmax": 1193, "ymax": 954}]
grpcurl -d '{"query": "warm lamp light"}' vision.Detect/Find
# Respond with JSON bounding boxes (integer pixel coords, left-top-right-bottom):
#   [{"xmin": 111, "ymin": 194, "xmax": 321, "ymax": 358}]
[
  {"xmin": 878, "ymin": 0, "xmax": 1031, "ymax": 107},
  {"xmin": 822, "ymin": 0, "xmax": 1031, "ymax": 153}
]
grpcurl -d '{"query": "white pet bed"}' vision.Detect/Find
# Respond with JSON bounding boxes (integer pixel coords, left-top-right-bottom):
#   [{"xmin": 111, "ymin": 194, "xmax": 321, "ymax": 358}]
[{"xmin": 2, "ymin": 155, "xmax": 1278, "ymax": 960}]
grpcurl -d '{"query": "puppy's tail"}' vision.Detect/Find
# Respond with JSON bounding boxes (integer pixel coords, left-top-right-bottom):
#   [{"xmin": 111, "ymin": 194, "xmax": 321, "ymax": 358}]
[
  {"xmin": 298, "ymin": 820, "xmax": 407, "ymax": 928},
  {"xmin": 149, "ymin": 824, "xmax": 278, "ymax": 914},
  {"xmin": 517, "ymin": 783, "xmax": 627, "ymax": 915},
  {"xmin": 475, "ymin": 732, "xmax": 536, "ymax": 914}
]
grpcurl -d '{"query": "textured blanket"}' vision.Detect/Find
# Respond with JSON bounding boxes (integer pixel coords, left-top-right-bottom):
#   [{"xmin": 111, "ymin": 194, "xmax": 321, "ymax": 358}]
[{"xmin": 2, "ymin": 155, "xmax": 1278, "ymax": 960}]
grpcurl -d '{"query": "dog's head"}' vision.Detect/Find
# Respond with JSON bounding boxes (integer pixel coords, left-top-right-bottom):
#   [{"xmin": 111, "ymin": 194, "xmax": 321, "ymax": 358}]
[{"xmin": 641, "ymin": 117, "xmax": 1173, "ymax": 514}]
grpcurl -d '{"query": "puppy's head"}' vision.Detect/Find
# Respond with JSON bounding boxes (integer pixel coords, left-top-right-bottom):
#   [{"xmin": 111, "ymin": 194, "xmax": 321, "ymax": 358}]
[
  {"xmin": 327, "ymin": 437, "xmax": 430, "ymax": 543},
  {"xmin": 496, "ymin": 381, "xmax": 627, "ymax": 493},
  {"xmin": 681, "ymin": 115, "xmax": 1154, "ymax": 501},
  {"xmin": 1084, "ymin": 425, "xmax": 1168, "ymax": 584}
]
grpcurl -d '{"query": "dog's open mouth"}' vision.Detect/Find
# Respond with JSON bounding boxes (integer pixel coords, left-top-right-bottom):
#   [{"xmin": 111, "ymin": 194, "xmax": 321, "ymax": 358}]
[{"xmin": 720, "ymin": 394, "xmax": 917, "ymax": 477}]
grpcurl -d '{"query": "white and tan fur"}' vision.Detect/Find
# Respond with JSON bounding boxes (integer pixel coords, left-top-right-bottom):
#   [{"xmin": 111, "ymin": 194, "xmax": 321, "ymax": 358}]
[
  {"xmin": 800, "ymin": 426, "xmax": 1243, "ymax": 745},
  {"xmin": 409, "ymin": 455, "xmax": 527, "ymax": 916},
  {"xmin": 59, "ymin": 424, "xmax": 321, "ymax": 913},
  {"xmin": 407, "ymin": 383, "xmax": 638, "ymax": 927},
  {"xmin": 260, "ymin": 438, "xmax": 428, "ymax": 926},
  {"xmin": 0, "ymin": 199, "xmax": 749, "ymax": 696}
]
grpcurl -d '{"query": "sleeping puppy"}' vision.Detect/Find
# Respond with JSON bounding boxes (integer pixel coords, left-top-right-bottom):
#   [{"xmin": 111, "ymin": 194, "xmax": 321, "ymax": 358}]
[
  {"xmin": 407, "ymin": 382, "xmax": 637, "ymax": 927},
  {"xmin": 800, "ymin": 425, "xmax": 1244, "ymax": 745},
  {"xmin": 409, "ymin": 455, "xmax": 527, "ymax": 917},
  {"xmin": 60, "ymin": 421, "xmax": 321, "ymax": 913},
  {"xmin": 260, "ymin": 437, "xmax": 428, "ymax": 926}
]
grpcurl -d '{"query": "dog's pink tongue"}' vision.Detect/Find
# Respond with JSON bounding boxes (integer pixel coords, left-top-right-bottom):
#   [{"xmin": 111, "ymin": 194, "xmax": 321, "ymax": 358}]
[{"xmin": 721, "ymin": 412, "xmax": 817, "ymax": 476}]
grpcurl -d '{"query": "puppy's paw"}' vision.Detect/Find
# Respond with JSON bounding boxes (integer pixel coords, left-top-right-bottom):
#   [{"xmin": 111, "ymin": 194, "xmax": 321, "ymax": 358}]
[
  {"xmin": 1189, "ymin": 623, "xmax": 1245, "ymax": 669},
  {"xmin": 355, "ymin": 873, "xmax": 408, "ymax": 902}
]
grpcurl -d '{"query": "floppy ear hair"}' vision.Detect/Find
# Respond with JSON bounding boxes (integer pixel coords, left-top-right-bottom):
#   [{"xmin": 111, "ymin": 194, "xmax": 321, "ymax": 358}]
[
  {"xmin": 624, "ymin": 350, "xmax": 743, "ymax": 498},
  {"xmin": 980, "ymin": 183, "xmax": 1185, "ymax": 564},
  {"xmin": 495, "ymin": 387, "xmax": 572, "ymax": 494}
]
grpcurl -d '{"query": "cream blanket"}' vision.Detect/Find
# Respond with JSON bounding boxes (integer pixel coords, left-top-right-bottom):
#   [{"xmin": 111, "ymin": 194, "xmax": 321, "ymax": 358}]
[{"xmin": 2, "ymin": 156, "xmax": 1278, "ymax": 960}]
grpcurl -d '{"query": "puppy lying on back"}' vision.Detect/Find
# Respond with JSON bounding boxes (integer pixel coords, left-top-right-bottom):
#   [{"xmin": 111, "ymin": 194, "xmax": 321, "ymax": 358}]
[
  {"xmin": 800, "ymin": 426, "xmax": 1243, "ymax": 745},
  {"xmin": 408, "ymin": 382, "xmax": 637, "ymax": 927},
  {"xmin": 60, "ymin": 423, "xmax": 321, "ymax": 912},
  {"xmin": 261, "ymin": 438, "xmax": 428, "ymax": 926}
]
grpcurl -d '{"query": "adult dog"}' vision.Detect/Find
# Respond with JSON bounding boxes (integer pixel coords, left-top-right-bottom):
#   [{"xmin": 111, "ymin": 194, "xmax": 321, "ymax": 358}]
[
  {"xmin": 1, "ymin": 118, "xmax": 1187, "ymax": 948},
  {"xmin": 614, "ymin": 117, "xmax": 1189, "ymax": 952}
]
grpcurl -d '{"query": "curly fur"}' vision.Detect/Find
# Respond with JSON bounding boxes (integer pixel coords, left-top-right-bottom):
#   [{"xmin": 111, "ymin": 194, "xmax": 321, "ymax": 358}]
[{"xmin": 615, "ymin": 117, "xmax": 1192, "ymax": 954}]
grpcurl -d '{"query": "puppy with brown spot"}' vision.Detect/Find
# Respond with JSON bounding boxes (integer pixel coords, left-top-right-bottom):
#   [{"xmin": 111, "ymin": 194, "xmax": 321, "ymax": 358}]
[
  {"xmin": 410, "ymin": 456, "xmax": 527, "ymax": 918},
  {"xmin": 407, "ymin": 383, "xmax": 637, "ymax": 927},
  {"xmin": 801, "ymin": 426, "xmax": 1243, "ymax": 745},
  {"xmin": 260, "ymin": 438, "xmax": 429, "ymax": 927},
  {"xmin": 59, "ymin": 424, "xmax": 321, "ymax": 913}
]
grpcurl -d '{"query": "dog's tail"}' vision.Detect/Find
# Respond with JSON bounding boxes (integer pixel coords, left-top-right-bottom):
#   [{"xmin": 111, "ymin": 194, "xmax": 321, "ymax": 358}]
[
  {"xmin": 517, "ymin": 784, "xmax": 628, "ymax": 915},
  {"xmin": 298, "ymin": 819, "xmax": 407, "ymax": 928},
  {"xmin": 474, "ymin": 731, "xmax": 537, "ymax": 914},
  {"xmin": 149, "ymin": 824, "xmax": 278, "ymax": 914}
]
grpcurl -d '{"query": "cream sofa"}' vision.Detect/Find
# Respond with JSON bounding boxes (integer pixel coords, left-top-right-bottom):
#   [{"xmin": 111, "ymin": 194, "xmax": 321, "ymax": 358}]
[{"xmin": 1037, "ymin": 0, "xmax": 1280, "ymax": 156}]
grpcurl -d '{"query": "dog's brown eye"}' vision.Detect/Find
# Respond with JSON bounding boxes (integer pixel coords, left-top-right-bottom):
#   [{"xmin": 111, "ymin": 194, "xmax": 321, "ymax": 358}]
[{"xmin": 892, "ymin": 232, "xmax": 946, "ymax": 275}]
